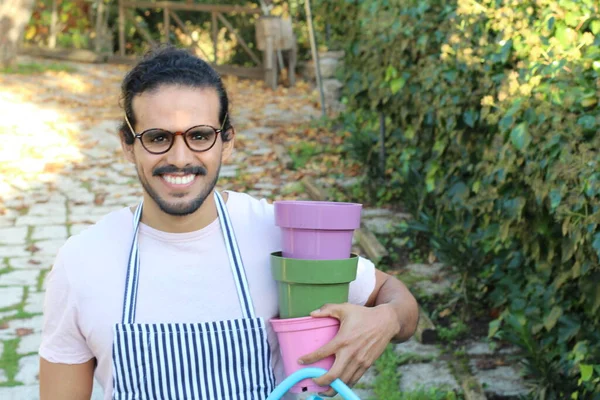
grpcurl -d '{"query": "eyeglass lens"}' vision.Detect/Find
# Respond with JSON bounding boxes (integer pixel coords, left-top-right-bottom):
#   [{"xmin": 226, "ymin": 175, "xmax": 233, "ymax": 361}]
[{"xmin": 141, "ymin": 126, "xmax": 217, "ymax": 153}]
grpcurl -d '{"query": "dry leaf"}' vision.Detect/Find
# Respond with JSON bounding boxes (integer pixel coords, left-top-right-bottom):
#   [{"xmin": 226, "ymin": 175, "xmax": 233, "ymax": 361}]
[
  {"xmin": 28, "ymin": 259, "xmax": 41, "ymax": 265},
  {"xmin": 428, "ymin": 252, "xmax": 437, "ymax": 264},
  {"xmin": 26, "ymin": 244, "xmax": 40, "ymax": 253},
  {"xmin": 439, "ymin": 308, "xmax": 452, "ymax": 318},
  {"xmin": 16, "ymin": 328, "xmax": 34, "ymax": 337},
  {"xmin": 94, "ymin": 193, "xmax": 107, "ymax": 206}
]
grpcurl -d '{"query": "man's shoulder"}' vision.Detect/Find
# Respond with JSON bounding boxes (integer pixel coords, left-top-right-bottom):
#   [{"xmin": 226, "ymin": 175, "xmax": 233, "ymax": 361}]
[
  {"xmin": 226, "ymin": 190, "xmax": 274, "ymax": 222},
  {"xmin": 60, "ymin": 207, "xmax": 132, "ymax": 260}
]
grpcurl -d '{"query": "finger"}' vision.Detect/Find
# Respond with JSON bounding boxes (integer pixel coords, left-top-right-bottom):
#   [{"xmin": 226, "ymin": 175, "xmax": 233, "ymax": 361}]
[
  {"xmin": 310, "ymin": 303, "xmax": 346, "ymax": 319},
  {"xmin": 312, "ymin": 353, "xmax": 349, "ymax": 387},
  {"xmin": 348, "ymin": 365, "xmax": 369, "ymax": 387},
  {"xmin": 320, "ymin": 388, "xmax": 337, "ymax": 397},
  {"xmin": 298, "ymin": 338, "xmax": 341, "ymax": 365}
]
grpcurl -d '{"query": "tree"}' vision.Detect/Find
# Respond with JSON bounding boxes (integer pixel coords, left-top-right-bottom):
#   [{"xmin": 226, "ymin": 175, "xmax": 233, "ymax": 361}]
[{"xmin": 0, "ymin": 0, "xmax": 36, "ymax": 68}]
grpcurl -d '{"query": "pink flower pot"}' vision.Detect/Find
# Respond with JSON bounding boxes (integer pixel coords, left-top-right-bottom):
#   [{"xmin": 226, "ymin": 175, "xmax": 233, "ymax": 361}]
[
  {"xmin": 274, "ymin": 200, "xmax": 362, "ymax": 260},
  {"xmin": 270, "ymin": 316, "xmax": 340, "ymax": 393}
]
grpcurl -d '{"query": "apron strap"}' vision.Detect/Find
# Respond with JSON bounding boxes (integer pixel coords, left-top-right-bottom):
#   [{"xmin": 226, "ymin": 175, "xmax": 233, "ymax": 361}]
[
  {"xmin": 122, "ymin": 202, "xmax": 143, "ymax": 324},
  {"xmin": 121, "ymin": 191, "xmax": 256, "ymax": 324},
  {"xmin": 214, "ymin": 191, "xmax": 256, "ymax": 319}
]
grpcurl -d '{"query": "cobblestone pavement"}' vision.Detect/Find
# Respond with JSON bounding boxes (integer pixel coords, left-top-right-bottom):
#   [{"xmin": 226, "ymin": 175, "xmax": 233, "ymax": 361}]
[{"xmin": 0, "ymin": 57, "xmax": 530, "ymax": 399}]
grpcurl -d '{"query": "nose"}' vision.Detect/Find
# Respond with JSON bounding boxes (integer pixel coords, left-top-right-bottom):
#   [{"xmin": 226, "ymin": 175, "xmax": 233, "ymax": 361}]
[{"xmin": 165, "ymin": 134, "xmax": 195, "ymax": 168}]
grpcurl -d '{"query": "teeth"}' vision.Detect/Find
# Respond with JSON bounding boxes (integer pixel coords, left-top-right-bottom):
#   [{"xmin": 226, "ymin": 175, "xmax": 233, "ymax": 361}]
[{"xmin": 163, "ymin": 174, "xmax": 195, "ymax": 185}]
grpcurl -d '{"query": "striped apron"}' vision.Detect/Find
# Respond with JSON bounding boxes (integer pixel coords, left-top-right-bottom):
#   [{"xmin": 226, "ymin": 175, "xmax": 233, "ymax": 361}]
[{"xmin": 112, "ymin": 191, "xmax": 276, "ymax": 399}]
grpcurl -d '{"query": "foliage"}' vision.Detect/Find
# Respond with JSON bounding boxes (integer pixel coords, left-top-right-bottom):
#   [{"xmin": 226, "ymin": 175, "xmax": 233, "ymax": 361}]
[
  {"xmin": 318, "ymin": 0, "xmax": 600, "ymax": 397},
  {"xmin": 22, "ymin": 0, "xmax": 317, "ymax": 65},
  {"xmin": 0, "ymin": 61, "xmax": 75, "ymax": 74}
]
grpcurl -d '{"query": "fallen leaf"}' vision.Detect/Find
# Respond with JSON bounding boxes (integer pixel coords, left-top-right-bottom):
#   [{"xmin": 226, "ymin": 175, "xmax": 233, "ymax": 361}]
[
  {"xmin": 26, "ymin": 244, "xmax": 40, "ymax": 253},
  {"xmin": 0, "ymin": 322, "xmax": 8, "ymax": 330},
  {"xmin": 428, "ymin": 252, "xmax": 437, "ymax": 264},
  {"xmin": 439, "ymin": 308, "xmax": 452, "ymax": 318},
  {"xmin": 475, "ymin": 359, "xmax": 497, "ymax": 370},
  {"xmin": 28, "ymin": 259, "xmax": 41, "ymax": 265},
  {"xmin": 94, "ymin": 193, "xmax": 107, "ymax": 206},
  {"xmin": 16, "ymin": 328, "xmax": 34, "ymax": 337}
]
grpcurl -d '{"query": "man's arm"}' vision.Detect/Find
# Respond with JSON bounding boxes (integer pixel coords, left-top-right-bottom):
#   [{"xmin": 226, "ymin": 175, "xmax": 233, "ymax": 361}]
[
  {"xmin": 364, "ymin": 269, "xmax": 419, "ymax": 341},
  {"xmin": 298, "ymin": 268, "xmax": 419, "ymax": 394},
  {"xmin": 39, "ymin": 357, "xmax": 95, "ymax": 400}
]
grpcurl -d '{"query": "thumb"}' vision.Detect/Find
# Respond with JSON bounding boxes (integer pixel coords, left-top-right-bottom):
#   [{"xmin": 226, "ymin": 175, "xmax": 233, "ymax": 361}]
[{"xmin": 310, "ymin": 303, "xmax": 345, "ymax": 319}]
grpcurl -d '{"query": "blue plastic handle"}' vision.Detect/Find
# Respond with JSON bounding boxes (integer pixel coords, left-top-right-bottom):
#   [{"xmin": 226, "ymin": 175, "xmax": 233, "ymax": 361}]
[{"xmin": 266, "ymin": 367, "xmax": 361, "ymax": 400}]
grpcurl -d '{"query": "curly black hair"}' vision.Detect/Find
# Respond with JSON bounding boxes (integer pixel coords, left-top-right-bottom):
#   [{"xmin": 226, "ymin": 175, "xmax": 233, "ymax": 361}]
[{"xmin": 119, "ymin": 45, "xmax": 233, "ymax": 145}]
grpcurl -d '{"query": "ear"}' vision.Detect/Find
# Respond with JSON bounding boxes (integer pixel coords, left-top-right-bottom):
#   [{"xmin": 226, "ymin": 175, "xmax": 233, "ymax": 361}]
[
  {"xmin": 221, "ymin": 128, "xmax": 235, "ymax": 162},
  {"xmin": 120, "ymin": 130, "xmax": 136, "ymax": 163}
]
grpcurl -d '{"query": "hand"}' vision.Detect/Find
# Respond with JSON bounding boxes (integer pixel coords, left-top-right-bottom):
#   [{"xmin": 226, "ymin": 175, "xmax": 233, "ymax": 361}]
[{"xmin": 297, "ymin": 303, "xmax": 400, "ymax": 397}]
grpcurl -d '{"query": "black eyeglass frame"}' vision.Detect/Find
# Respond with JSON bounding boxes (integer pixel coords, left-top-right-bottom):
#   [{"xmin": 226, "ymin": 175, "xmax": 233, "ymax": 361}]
[{"xmin": 124, "ymin": 114, "xmax": 230, "ymax": 155}]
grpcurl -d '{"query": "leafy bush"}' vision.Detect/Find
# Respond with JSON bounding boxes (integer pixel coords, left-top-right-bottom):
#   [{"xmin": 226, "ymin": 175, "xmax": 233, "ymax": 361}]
[{"xmin": 317, "ymin": 0, "xmax": 600, "ymax": 397}]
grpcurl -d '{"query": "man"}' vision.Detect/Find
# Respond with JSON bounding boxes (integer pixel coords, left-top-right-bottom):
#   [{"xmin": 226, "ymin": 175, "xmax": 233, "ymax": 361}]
[{"xmin": 39, "ymin": 46, "xmax": 419, "ymax": 399}]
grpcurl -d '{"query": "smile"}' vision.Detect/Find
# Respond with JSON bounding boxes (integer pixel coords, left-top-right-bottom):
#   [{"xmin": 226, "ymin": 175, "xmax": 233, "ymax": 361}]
[{"xmin": 161, "ymin": 174, "xmax": 196, "ymax": 186}]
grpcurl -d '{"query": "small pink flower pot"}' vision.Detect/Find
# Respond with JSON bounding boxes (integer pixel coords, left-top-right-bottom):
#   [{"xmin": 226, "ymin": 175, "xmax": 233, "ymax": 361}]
[
  {"xmin": 270, "ymin": 316, "xmax": 340, "ymax": 393},
  {"xmin": 274, "ymin": 200, "xmax": 362, "ymax": 260}
]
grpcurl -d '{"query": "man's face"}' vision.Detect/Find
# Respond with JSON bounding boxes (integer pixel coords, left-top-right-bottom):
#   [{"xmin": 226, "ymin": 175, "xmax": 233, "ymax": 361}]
[{"xmin": 122, "ymin": 85, "xmax": 233, "ymax": 216}]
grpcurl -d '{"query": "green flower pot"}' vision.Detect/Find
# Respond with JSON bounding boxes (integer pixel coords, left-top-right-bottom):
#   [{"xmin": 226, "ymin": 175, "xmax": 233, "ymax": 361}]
[{"xmin": 271, "ymin": 251, "xmax": 358, "ymax": 319}]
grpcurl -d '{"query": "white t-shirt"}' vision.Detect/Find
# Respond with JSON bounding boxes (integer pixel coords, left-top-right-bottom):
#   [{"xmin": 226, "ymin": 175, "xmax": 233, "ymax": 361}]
[{"xmin": 39, "ymin": 191, "xmax": 376, "ymax": 399}]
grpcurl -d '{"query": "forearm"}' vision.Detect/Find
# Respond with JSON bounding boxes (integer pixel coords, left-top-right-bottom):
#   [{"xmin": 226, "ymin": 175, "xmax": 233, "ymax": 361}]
[{"xmin": 373, "ymin": 274, "xmax": 419, "ymax": 342}]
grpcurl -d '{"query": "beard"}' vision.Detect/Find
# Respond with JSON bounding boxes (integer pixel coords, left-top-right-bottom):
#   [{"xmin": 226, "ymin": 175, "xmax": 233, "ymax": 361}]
[{"xmin": 136, "ymin": 162, "xmax": 221, "ymax": 216}]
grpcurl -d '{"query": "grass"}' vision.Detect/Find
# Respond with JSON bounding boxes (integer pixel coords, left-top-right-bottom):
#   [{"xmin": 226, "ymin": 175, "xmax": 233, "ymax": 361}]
[
  {"xmin": 36, "ymin": 269, "xmax": 49, "ymax": 292},
  {"xmin": 0, "ymin": 61, "xmax": 76, "ymax": 75},
  {"xmin": 370, "ymin": 344, "xmax": 462, "ymax": 400},
  {"xmin": 0, "ymin": 339, "xmax": 21, "ymax": 386},
  {"xmin": 438, "ymin": 319, "xmax": 469, "ymax": 343},
  {"xmin": 0, "ymin": 286, "xmax": 42, "ymax": 386},
  {"xmin": 289, "ymin": 141, "xmax": 323, "ymax": 169}
]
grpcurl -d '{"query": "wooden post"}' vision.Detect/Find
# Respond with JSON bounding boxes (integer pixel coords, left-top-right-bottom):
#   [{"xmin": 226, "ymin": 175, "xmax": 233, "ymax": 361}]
[
  {"xmin": 163, "ymin": 7, "xmax": 170, "ymax": 43},
  {"xmin": 118, "ymin": 0, "xmax": 125, "ymax": 56},
  {"xmin": 48, "ymin": 0, "xmax": 58, "ymax": 48},
  {"xmin": 304, "ymin": 0, "xmax": 326, "ymax": 117},
  {"xmin": 211, "ymin": 11, "xmax": 217, "ymax": 63},
  {"xmin": 94, "ymin": 0, "xmax": 105, "ymax": 53},
  {"xmin": 263, "ymin": 34, "xmax": 277, "ymax": 90},
  {"xmin": 288, "ymin": 40, "xmax": 297, "ymax": 87}
]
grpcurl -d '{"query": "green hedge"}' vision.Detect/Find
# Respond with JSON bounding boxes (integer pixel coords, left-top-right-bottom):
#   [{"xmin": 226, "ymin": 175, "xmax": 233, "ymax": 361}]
[{"xmin": 318, "ymin": 0, "xmax": 600, "ymax": 397}]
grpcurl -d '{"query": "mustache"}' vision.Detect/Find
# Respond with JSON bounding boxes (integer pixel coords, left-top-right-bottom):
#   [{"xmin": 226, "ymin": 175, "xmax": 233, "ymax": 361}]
[{"xmin": 152, "ymin": 165, "xmax": 207, "ymax": 176}]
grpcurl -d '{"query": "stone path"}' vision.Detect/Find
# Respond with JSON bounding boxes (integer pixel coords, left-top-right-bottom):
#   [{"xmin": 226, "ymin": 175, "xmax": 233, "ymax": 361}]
[{"xmin": 0, "ymin": 57, "xmax": 530, "ymax": 399}]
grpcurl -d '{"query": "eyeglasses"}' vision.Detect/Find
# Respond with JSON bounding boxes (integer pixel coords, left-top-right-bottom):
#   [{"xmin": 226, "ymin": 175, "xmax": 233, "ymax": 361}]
[{"xmin": 124, "ymin": 114, "xmax": 229, "ymax": 155}]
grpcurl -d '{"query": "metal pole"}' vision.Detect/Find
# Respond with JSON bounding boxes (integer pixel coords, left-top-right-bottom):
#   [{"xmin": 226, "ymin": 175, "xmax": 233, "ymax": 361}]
[{"xmin": 304, "ymin": 0, "xmax": 326, "ymax": 118}]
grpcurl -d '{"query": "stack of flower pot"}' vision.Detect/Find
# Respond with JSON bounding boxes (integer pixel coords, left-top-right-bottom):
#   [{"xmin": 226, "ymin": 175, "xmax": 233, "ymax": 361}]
[{"xmin": 269, "ymin": 200, "xmax": 362, "ymax": 394}]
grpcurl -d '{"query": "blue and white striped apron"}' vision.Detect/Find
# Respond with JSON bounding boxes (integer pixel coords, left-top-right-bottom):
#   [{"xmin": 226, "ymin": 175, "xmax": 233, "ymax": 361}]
[{"xmin": 112, "ymin": 191, "xmax": 276, "ymax": 399}]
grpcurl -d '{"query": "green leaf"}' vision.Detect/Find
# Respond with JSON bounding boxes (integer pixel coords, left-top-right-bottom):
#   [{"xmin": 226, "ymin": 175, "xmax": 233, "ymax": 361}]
[
  {"xmin": 591, "ymin": 20, "xmax": 600, "ymax": 35},
  {"xmin": 463, "ymin": 109, "xmax": 477, "ymax": 128},
  {"xmin": 385, "ymin": 65, "xmax": 398, "ymax": 81},
  {"xmin": 593, "ymin": 233, "xmax": 600, "ymax": 260},
  {"xmin": 499, "ymin": 39, "xmax": 513, "ymax": 63},
  {"xmin": 488, "ymin": 319, "xmax": 501, "ymax": 338},
  {"xmin": 565, "ymin": 12, "xmax": 579, "ymax": 27},
  {"xmin": 577, "ymin": 115, "xmax": 596, "ymax": 130},
  {"xmin": 580, "ymin": 364, "xmax": 593, "ymax": 382},
  {"xmin": 549, "ymin": 190, "xmax": 562, "ymax": 209},
  {"xmin": 547, "ymin": 16, "xmax": 555, "ymax": 31},
  {"xmin": 558, "ymin": 315, "xmax": 581, "ymax": 344},
  {"xmin": 510, "ymin": 123, "xmax": 531, "ymax": 150},
  {"xmin": 544, "ymin": 306, "xmax": 562, "ymax": 331},
  {"xmin": 499, "ymin": 115, "xmax": 513, "ymax": 133},
  {"xmin": 390, "ymin": 77, "xmax": 406, "ymax": 94}
]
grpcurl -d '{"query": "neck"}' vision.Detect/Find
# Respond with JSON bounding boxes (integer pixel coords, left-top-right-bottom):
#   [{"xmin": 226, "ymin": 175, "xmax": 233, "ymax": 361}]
[{"xmin": 138, "ymin": 190, "xmax": 227, "ymax": 233}]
